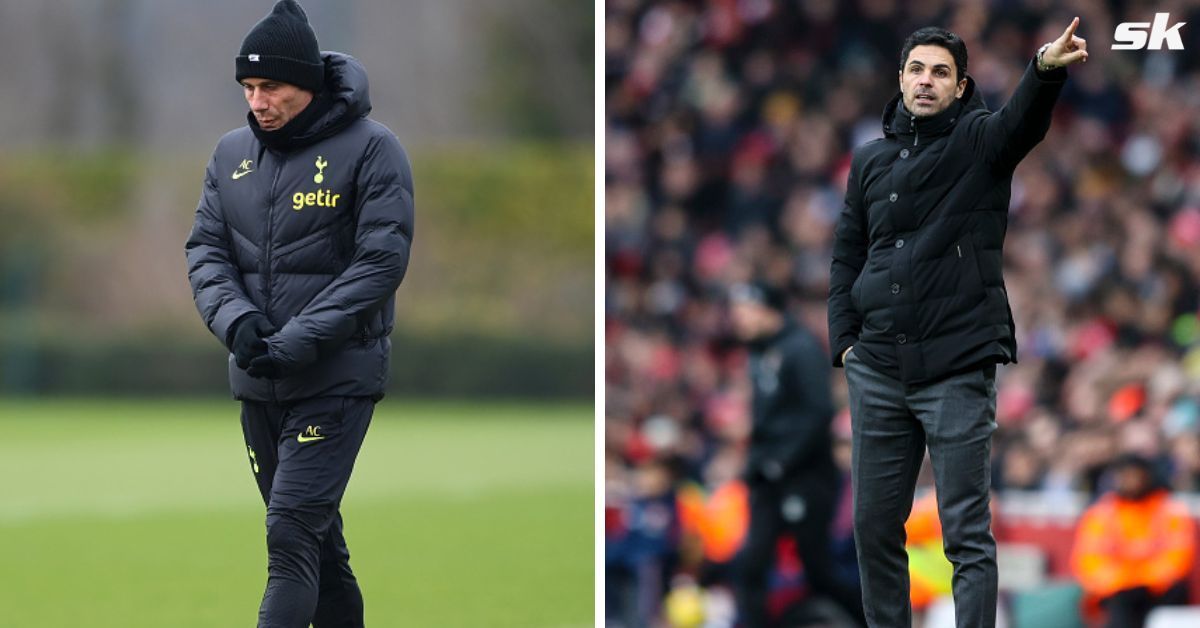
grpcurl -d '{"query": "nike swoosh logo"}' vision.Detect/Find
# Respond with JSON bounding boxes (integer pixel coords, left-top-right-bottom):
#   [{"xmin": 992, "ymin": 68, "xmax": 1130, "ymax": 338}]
[
  {"xmin": 231, "ymin": 169, "xmax": 254, "ymax": 180},
  {"xmin": 297, "ymin": 434, "xmax": 326, "ymax": 443}
]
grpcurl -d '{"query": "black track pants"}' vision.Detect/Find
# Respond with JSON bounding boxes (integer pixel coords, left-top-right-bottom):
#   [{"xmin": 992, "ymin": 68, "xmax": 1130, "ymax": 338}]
[{"xmin": 241, "ymin": 396, "xmax": 374, "ymax": 628}]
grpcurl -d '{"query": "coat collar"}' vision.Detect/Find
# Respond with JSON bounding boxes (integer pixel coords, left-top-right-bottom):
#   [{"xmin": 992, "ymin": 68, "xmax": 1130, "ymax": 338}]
[{"xmin": 881, "ymin": 74, "xmax": 987, "ymax": 143}]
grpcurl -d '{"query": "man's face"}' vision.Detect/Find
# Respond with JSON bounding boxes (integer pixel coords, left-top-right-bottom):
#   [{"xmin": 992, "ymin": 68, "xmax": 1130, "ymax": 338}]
[
  {"xmin": 729, "ymin": 300, "xmax": 761, "ymax": 341},
  {"xmin": 898, "ymin": 45, "xmax": 966, "ymax": 118},
  {"xmin": 730, "ymin": 300, "xmax": 777, "ymax": 341},
  {"xmin": 241, "ymin": 78, "xmax": 314, "ymax": 131},
  {"xmin": 1114, "ymin": 465, "xmax": 1151, "ymax": 499}
]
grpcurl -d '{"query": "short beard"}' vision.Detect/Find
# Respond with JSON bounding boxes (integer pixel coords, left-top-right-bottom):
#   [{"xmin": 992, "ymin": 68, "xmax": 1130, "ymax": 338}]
[{"xmin": 905, "ymin": 97, "xmax": 948, "ymax": 118}]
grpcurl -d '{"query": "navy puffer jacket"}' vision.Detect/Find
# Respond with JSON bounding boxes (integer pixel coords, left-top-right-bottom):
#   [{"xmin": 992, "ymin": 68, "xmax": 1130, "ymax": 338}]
[{"xmin": 186, "ymin": 52, "xmax": 414, "ymax": 402}]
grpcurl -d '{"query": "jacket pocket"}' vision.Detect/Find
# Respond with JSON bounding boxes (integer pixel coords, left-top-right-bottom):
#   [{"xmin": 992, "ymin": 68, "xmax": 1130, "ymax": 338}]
[
  {"xmin": 229, "ymin": 227, "xmax": 261, "ymax": 273},
  {"xmin": 353, "ymin": 308, "xmax": 386, "ymax": 347},
  {"xmin": 955, "ymin": 238, "xmax": 986, "ymax": 296}
]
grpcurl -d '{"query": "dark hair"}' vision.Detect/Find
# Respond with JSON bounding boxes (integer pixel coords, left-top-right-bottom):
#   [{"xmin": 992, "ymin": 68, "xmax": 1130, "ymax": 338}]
[
  {"xmin": 900, "ymin": 27, "xmax": 968, "ymax": 82},
  {"xmin": 728, "ymin": 281, "xmax": 787, "ymax": 313}
]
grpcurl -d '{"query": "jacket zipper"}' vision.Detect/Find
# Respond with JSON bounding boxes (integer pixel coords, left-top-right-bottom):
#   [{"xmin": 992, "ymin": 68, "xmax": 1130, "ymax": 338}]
[
  {"xmin": 912, "ymin": 114, "xmax": 918, "ymax": 146},
  {"xmin": 264, "ymin": 152, "xmax": 288, "ymax": 402}
]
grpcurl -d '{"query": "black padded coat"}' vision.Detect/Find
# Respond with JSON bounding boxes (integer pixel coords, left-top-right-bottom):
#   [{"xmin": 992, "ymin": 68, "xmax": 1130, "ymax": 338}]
[
  {"xmin": 828, "ymin": 59, "xmax": 1066, "ymax": 385},
  {"xmin": 186, "ymin": 52, "xmax": 414, "ymax": 402}
]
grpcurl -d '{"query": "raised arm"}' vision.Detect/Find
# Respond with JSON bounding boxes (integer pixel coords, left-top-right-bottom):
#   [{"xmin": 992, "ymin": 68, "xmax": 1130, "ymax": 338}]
[{"xmin": 969, "ymin": 17, "xmax": 1086, "ymax": 168}]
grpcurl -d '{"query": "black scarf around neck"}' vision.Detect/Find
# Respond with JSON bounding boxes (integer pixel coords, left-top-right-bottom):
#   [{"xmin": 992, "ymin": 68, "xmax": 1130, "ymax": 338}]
[{"xmin": 248, "ymin": 90, "xmax": 334, "ymax": 152}]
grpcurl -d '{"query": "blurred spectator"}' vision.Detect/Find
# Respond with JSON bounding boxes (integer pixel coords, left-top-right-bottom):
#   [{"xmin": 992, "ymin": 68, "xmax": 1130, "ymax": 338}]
[
  {"xmin": 1070, "ymin": 454, "xmax": 1196, "ymax": 627},
  {"xmin": 905, "ymin": 491, "xmax": 953, "ymax": 617},
  {"xmin": 677, "ymin": 445, "xmax": 749, "ymax": 574},
  {"xmin": 728, "ymin": 283, "xmax": 865, "ymax": 626},
  {"xmin": 607, "ymin": 458, "xmax": 682, "ymax": 626}
]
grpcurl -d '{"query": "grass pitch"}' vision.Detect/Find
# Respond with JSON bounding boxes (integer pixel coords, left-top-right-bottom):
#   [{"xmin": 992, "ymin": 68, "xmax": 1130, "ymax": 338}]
[{"xmin": 0, "ymin": 398, "xmax": 593, "ymax": 627}]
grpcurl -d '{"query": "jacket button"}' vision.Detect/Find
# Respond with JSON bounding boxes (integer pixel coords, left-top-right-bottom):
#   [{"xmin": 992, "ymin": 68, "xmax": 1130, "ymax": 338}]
[
  {"xmin": 895, "ymin": 239, "xmax": 905, "ymax": 248},
  {"xmin": 889, "ymin": 192, "xmax": 898, "ymax": 202},
  {"xmin": 896, "ymin": 333, "xmax": 907, "ymax": 344},
  {"xmin": 891, "ymin": 283, "xmax": 901, "ymax": 294},
  {"xmin": 900, "ymin": 149, "xmax": 910, "ymax": 159}
]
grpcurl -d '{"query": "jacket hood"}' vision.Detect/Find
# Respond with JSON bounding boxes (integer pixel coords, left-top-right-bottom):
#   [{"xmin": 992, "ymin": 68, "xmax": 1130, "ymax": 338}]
[
  {"xmin": 293, "ymin": 51, "xmax": 373, "ymax": 145},
  {"xmin": 249, "ymin": 51, "xmax": 372, "ymax": 151},
  {"xmin": 882, "ymin": 74, "xmax": 986, "ymax": 140}
]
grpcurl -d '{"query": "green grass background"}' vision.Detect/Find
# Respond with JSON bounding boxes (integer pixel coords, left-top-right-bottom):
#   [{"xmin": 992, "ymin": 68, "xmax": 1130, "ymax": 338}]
[{"xmin": 0, "ymin": 399, "xmax": 593, "ymax": 627}]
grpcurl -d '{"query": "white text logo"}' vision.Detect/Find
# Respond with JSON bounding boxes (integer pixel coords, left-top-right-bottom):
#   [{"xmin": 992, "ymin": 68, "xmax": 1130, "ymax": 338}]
[{"xmin": 1113, "ymin": 13, "xmax": 1186, "ymax": 50}]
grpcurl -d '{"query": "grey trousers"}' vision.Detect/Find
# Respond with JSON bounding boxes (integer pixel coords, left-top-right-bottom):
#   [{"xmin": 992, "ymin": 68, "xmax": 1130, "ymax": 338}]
[{"xmin": 844, "ymin": 350, "xmax": 998, "ymax": 628}]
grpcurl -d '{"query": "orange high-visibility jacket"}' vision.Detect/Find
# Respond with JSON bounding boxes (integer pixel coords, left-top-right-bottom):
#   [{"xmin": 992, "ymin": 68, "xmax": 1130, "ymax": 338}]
[
  {"xmin": 1070, "ymin": 490, "xmax": 1196, "ymax": 599},
  {"xmin": 677, "ymin": 480, "xmax": 749, "ymax": 564},
  {"xmin": 906, "ymin": 492, "xmax": 953, "ymax": 610}
]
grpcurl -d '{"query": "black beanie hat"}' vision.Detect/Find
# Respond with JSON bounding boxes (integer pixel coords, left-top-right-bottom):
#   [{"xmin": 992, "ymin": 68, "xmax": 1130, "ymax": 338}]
[{"xmin": 236, "ymin": 0, "xmax": 324, "ymax": 92}]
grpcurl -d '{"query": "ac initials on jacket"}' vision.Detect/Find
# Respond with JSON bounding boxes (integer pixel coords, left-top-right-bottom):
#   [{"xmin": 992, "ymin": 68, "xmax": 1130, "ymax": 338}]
[{"xmin": 292, "ymin": 189, "xmax": 341, "ymax": 211}]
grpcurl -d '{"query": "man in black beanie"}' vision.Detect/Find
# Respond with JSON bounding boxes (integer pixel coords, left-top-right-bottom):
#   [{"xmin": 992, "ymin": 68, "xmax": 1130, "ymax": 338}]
[{"xmin": 185, "ymin": 1, "xmax": 414, "ymax": 626}]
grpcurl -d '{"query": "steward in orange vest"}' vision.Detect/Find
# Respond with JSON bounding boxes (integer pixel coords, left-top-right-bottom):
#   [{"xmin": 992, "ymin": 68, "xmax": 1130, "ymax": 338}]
[{"xmin": 1071, "ymin": 454, "xmax": 1195, "ymax": 628}]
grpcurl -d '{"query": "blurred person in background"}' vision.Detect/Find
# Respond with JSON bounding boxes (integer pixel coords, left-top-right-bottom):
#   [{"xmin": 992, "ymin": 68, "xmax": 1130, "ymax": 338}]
[
  {"xmin": 903, "ymin": 491, "xmax": 954, "ymax": 620},
  {"xmin": 730, "ymin": 282, "xmax": 865, "ymax": 627},
  {"xmin": 676, "ymin": 444, "xmax": 749, "ymax": 586},
  {"xmin": 1071, "ymin": 454, "xmax": 1196, "ymax": 628},
  {"xmin": 184, "ymin": 1, "xmax": 413, "ymax": 625},
  {"xmin": 829, "ymin": 20, "xmax": 1087, "ymax": 628},
  {"xmin": 606, "ymin": 458, "xmax": 682, "ymax": 627}
]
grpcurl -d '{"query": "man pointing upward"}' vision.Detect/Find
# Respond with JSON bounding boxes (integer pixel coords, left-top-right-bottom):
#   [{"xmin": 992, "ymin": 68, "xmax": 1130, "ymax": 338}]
[{"xmin": 828, "ymin": 18, "xmax": 1086, "ymax": 628}]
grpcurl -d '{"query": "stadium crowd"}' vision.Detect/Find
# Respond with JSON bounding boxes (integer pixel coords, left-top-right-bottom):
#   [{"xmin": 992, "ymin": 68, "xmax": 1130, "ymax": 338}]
[{"xmin": 605, "ymin": 0, "xmax": 1200, "ymax": 625}]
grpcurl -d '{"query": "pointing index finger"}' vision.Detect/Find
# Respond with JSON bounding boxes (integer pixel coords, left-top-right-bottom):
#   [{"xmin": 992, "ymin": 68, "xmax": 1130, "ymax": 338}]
[{"xmin": 1062, "ymin": 16, "xmax": 1080, "ymax": 40}]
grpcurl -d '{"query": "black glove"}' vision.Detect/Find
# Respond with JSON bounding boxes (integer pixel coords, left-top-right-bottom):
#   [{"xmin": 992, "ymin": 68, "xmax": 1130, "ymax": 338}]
[
  {"xmin": 231, "ymin": 313, "xmax": 276, "ymax": 369},
  {"xmin": 246, "ymin": 354, "xmax": 283, "ymax": 379}
]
